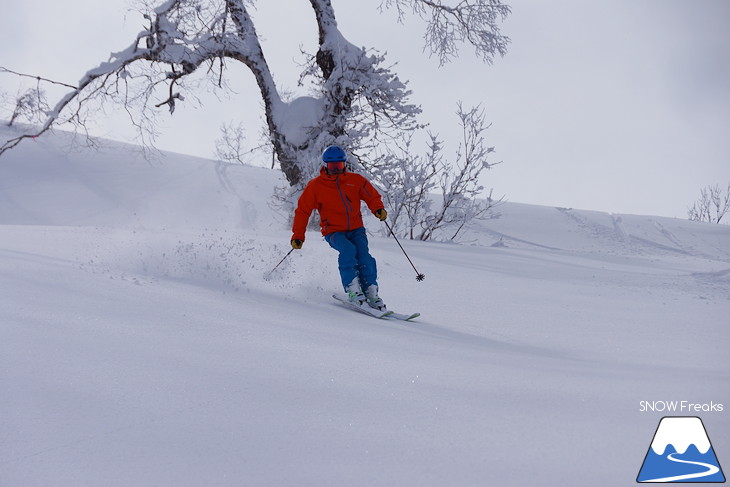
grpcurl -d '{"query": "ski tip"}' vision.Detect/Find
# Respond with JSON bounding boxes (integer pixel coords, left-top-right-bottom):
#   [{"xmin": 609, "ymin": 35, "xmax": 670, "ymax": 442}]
[{"xmin": 385, "ymin": 312, "xmax": 420, "ymax": 321}]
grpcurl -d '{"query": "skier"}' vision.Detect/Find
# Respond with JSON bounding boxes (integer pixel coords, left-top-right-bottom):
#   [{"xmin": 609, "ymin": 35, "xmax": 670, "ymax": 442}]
[{"xmin": 291, "ymin": 145, "xmax": 388, "ymax": 310}]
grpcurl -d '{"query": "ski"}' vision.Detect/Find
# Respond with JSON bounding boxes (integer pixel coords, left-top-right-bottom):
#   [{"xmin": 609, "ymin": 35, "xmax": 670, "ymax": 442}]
[
  {"xmin": 385, "ymin": 311, "xmax": 420, "ymax": 321},
  {"xmin": 332, "ymin": 293, "xmax": 393, "ymax": 319},
  {"xmin": 331, "ymin": 294, "xmax": 418, "ymax": 321}
]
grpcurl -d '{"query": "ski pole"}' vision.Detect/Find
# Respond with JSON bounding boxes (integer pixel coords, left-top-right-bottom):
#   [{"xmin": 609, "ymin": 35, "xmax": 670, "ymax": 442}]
[
  {"xmin": 265, "ymin": 248, "xmax": 294, "ymax": 279},
  {"xmin": 383, "ymin": 220, "xmax": 425, "ymax": 282}
]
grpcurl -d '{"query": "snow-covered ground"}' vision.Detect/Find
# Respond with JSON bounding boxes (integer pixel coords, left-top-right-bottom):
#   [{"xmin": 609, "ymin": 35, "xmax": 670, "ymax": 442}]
[{"xmin": 1, "ymin": 126, "xmax": 728, "ymax": 486}]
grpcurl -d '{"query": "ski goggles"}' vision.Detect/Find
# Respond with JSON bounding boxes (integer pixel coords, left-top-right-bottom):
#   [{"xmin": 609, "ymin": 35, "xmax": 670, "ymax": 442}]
[{"xmin": 325, "ymin": 161, "xmax": 346, "ymax": 172}]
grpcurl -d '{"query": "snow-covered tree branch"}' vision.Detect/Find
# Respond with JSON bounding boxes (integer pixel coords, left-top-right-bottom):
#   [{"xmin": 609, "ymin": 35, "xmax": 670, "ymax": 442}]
[
  {"xmin": 0, "ymin": 0, "xmax": 510, "ymax": 191},
  {"xmin": 379, "ymin": 0, "xmax": 511, "ymax": 65}
]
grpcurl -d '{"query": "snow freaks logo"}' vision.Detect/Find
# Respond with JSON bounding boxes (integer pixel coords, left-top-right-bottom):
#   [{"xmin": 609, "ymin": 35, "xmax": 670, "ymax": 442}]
[{"xmin": 637, "ymin": 417, "xmax": 726, "ymax": 483}]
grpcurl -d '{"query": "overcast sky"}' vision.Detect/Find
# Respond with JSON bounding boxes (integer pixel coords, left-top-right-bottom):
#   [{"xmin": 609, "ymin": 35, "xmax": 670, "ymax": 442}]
[{"xmin": 1, "ymin": 0, "xmax": 728, "ymax": 218}]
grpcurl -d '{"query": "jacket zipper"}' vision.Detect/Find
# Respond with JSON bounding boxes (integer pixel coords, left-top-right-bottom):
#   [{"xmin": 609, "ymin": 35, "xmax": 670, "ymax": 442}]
[{"xmin": 335, "ymin": 176, "xmax": 351, "ymax": 231}]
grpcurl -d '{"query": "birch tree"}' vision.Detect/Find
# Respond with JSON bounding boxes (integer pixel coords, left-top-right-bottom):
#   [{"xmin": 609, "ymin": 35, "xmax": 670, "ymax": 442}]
[{"xmin": 0, "ymin": 0, "xmax": 510, "ymax": 190}]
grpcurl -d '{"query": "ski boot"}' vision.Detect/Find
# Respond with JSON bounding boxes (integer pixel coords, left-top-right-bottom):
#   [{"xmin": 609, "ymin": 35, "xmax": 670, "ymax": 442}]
[
  {"xmin": 365, "ymin": 284, "xmax": 387, "ymax": 311},
  {"xmin": 346, "ymin": 279, "xmax": 367, "ymax": 306}
]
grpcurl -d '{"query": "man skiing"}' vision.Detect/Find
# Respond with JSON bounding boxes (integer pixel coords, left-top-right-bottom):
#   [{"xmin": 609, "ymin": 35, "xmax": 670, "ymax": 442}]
[{"xmin": 291, "ymin": 145, "xmax": 388, "ymax": 310}]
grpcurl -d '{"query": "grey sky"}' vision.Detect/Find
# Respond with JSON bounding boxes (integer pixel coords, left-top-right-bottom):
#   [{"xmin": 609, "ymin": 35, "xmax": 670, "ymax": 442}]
[{"xmin": 1, "ymin": 0, "xmax": 728, "ymax": 218}]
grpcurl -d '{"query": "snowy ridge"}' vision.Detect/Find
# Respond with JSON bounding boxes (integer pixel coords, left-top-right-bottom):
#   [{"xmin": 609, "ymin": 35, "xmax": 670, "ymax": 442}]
[
  {"xmin": 2, "ymin": 125, "xmax": 728, "ymax": 261},
  {"xmin": 1, "ymin": 126, "xmax": 729, "ymax": 487},
  {"xmin": 0, "ymin": 125, "xmax": 285, "ymax": 230},
  {"xmin": 467, "ymin": 203, "xmax": 730, "ymax": 261}
]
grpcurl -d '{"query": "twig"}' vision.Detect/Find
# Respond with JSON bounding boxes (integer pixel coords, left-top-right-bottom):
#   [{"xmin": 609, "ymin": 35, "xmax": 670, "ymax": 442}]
[{"xmin": 0, "ymin": 66, "xmax": 77, "ymax": 90}]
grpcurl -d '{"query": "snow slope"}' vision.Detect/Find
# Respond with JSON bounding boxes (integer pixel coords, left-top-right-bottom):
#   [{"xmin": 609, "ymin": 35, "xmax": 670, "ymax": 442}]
[{"xmin": 1, "ymin": 126, "xmax": 728, "ymax": 486}]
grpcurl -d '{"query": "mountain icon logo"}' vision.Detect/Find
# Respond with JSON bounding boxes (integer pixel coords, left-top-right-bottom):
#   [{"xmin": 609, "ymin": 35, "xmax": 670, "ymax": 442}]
[{"xmin": 637, "ymin": 416, "xmax": 725, "ymax": 483}]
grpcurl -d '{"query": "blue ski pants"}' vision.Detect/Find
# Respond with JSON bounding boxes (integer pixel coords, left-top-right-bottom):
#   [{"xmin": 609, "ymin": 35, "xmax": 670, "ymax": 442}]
[{"xmin": 324, "ymin": 226, "xmax": 378, "ymax": 292}]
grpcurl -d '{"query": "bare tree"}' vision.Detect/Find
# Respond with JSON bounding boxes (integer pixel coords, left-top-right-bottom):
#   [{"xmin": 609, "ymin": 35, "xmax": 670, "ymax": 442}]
[
  {"xmin": 0, "ymin": 0, "xmax": 510, "ymax": 190},
  {"xmin": 371, "ymin": 131, "xmax": 441, "ymax": 239},
  {"xmin": 418, "ymin": 103, "xmax": 501, "ymax": 241},
  {"xmin": 370, "ymin": 102, "xmax": 502, "ymax": 241},
  {"xmin": 214, "ymin": 121, "xmax": 251, "ymax": 165},
  {"xmin": 688, "ymin": 183, "xmax": 730, "ymax": 224},
  {"xmin": 6, "ymin": 88, "xmax": 50, "ymax": 127}
]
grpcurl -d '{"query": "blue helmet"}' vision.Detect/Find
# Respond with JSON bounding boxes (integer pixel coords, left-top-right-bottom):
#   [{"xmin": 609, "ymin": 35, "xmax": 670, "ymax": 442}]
[{"xmin": 322, "ymin": 145, "xmax": 347, "ymax": 163}]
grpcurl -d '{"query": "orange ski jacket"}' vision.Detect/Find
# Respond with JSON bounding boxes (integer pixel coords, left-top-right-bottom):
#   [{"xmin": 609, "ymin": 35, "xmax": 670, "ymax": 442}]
[{"xmin": 292, "ymin": 168, "xmax": 384, "ymax": 241}]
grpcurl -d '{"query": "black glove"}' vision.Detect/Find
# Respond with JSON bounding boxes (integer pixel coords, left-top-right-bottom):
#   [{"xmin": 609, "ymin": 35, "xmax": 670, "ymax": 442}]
[
  {"xmin": 291, "ymin": 239, "xmax": 303, "ymax": 249},
  {"xmin": 375, "ymin": 208, "xmax": 388, "ymax": 221}
]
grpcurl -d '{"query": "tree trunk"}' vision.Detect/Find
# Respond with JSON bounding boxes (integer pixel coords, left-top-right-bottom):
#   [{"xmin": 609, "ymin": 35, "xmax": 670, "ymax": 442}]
[
  {"xmin": 309, "ymin": 0, "xmax": 353, "ymax": 142},
  {"xmin": 225, "ymin": 0, "xmax": 304, "ymax": 187}
]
